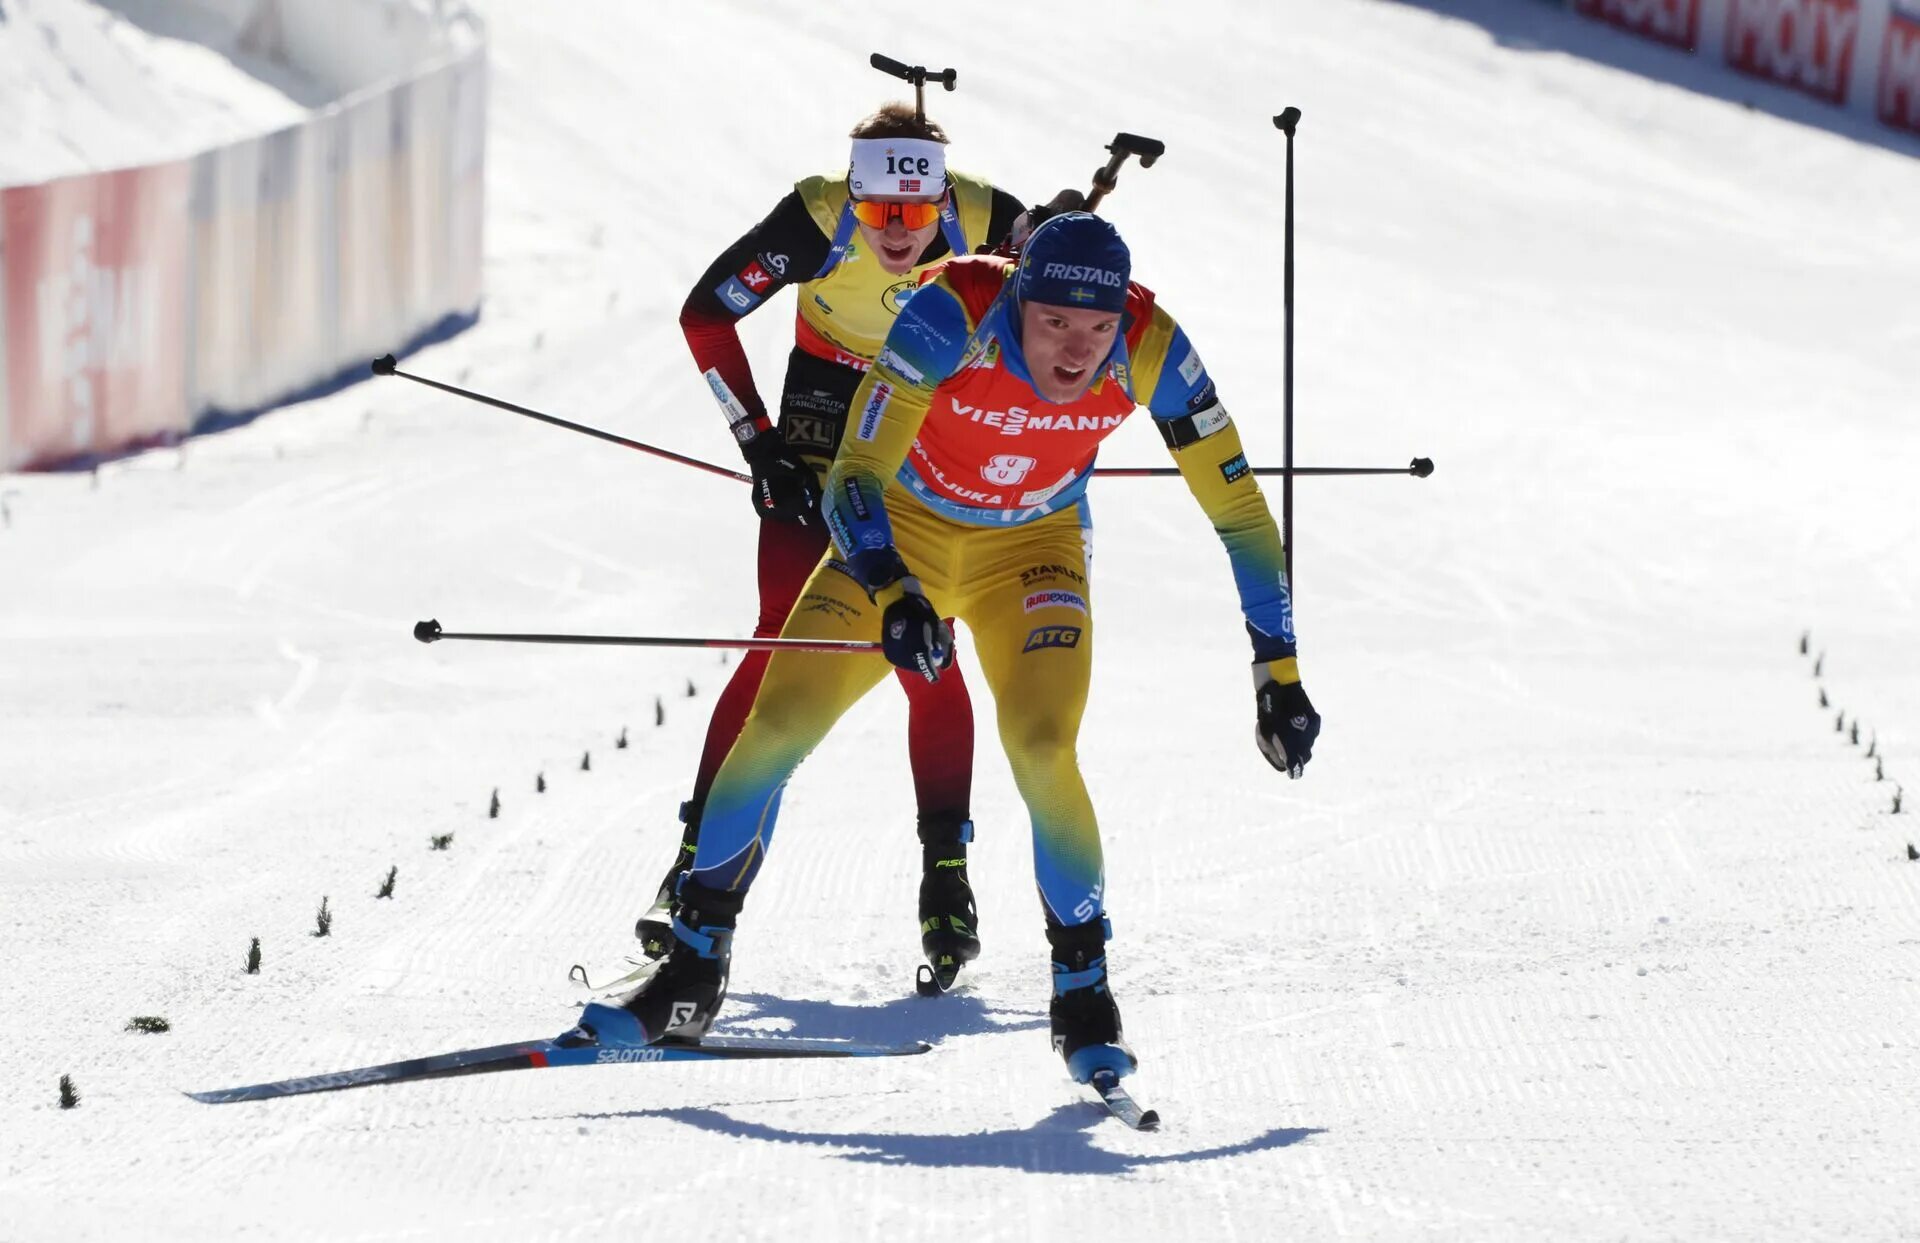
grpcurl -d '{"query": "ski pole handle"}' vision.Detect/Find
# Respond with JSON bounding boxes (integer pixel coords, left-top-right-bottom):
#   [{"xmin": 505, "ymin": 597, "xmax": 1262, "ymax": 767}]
[
  {"xmin": 1085, "ymin": 132, "xmax": 1167, "ymax": 212},
  {"xmin": 869, "ymin": 52, "xmax": 956, "ymax": 120}
]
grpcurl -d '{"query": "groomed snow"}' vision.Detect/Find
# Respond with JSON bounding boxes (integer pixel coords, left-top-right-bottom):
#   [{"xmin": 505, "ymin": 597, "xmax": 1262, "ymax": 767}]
[
  {"xmin": 3, "ymin": 1, "xmax": 1918, "ymax": 1238},
  {"xmin": 0, "ymin": 0, "xmax": 324, "ymax": 186}
]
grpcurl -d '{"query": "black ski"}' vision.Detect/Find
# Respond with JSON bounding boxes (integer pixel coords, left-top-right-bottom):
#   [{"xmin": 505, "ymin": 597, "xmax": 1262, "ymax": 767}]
[
  {"xmin": 1090, "ymin": 1069, "xmax": 1160, "ymax": 1130},
  {"xmin": 188, "ymin": 1003, "xmax": 929, "ymax": 1104}
]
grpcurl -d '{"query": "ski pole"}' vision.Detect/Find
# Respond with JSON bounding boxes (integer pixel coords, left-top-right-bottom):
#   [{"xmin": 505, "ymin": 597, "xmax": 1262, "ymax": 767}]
[
  {"xmin": 1275, "ymin": 107, "xmax": 1301, "ymax": 592},
  {"xmin": 1084, "ymin": 132, "xmax": 1165, "ymax": 212},
  {"xmin": 370, "ymin": 355, "xmax": 750, "ymax": 484},
  {"xmin": 375, "ymin": 355, "xmax": 1405, "ymax": 487},
  {"xmin": 413, "ymin": 618, "xmax": 880, "ymax": 654},
  {"xmin": 869, "ymin": 52, "xmax": 957, "ymax": 122},
  {"xmin": 1095, "ymin": 458, "xmax": 1433, "ymax": 480}
]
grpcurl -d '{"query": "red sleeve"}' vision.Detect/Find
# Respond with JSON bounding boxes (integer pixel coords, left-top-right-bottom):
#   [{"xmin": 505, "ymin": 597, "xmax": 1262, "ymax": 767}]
[
  {"xmin": 680, "ymin": 300, "xmax": 772, "ymax": 444},
  {"xmin": 680, "ymin": 192, "xmax": 832, "ymax": 451}
]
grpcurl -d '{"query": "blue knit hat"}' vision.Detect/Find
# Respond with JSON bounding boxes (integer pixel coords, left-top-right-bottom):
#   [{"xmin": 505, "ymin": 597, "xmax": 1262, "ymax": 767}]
[{"xmin": 1016, "ymin": 212, "xmax": 1131, "ymax": 313}]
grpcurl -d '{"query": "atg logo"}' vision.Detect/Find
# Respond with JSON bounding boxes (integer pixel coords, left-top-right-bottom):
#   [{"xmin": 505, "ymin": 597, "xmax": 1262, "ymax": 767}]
[
  {"xmin": 1041, "ymin": 262, "xmax": 1124, "ymax": 287},
  {"xmin": 1022, "ymin": 625, "xmax": 1083, "ymax": 653}
]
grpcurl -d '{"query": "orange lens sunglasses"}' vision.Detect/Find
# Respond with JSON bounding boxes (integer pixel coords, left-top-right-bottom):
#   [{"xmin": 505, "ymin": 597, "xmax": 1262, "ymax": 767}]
[{"xmin": 849, "ymin": 197, "xmax": 946, "ymax": 230}]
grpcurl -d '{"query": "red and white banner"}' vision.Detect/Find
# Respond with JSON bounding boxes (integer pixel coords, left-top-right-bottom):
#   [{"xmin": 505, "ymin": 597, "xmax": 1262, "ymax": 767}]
[
  {"xmin": 1574, "ymin": 0, "xmax": 1704, "ymax": 49},
  {"xmin": 1565, "ymin": 0, "xmax": 1920, "ymax": 141},
  {"xmin": 1724, "ymin": 0, "xmax": 1865, "ymax": 103},
  {"xmin": 0, "ymin": 3, "xmax": 487, "ymax": 472},
  {"xmin": 1879, "ymin": 0, "xmax": 1920, "ymax": 132},
  {"xmin": 2, "ymin": 163, "xmax": 192, "ymax": 470}
]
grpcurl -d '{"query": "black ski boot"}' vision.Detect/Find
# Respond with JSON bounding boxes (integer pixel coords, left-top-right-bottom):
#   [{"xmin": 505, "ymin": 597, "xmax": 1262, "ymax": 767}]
[
  {"xmin": 635, "ymin": 799, "xmax": 702, "ymax": 959},
  {"xmin": 915, "ymin": 811, "xmax": 980, "ymax": 995},
  {"xmin": 1047, "ymin": 916, "xmax": 1136, "ymax": 1083},
  {"xmin": 613, "ymin": 875, "xmax": 742, "ymax": 1043}
]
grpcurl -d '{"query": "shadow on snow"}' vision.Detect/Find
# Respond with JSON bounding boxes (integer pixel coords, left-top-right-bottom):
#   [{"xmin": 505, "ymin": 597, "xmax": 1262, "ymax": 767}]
[
  {"xmin": 578, "ymin": 990, "xmax": 1321, "ymax": 1173},
  {"xmin": 589, "ymin": 1101, "xmax": 1324, "ymax": 1176},
  {"xmin": 704, "ymin": 989, "xmax": 1050, "ymax": 1044}
]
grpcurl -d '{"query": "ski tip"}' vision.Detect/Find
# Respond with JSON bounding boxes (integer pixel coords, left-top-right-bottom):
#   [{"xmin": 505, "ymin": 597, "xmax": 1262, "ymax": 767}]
[
  {"xmin": 567, "ymin": 963, "xmax": 591, "ymax": 987},
  {"xmin": 1138, "ymin": 1108, "xmax": 1161, "ymax": 1130}
]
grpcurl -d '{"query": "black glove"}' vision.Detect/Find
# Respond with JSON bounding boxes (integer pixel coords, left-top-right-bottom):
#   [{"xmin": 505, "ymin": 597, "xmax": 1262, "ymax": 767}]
[
  {"xmin": 1255, "ymin": 673, "xmax": 1320, "ymax": 779},
  {"xmin": 879, "ymin": 578, "xmax": 954, "ymax": 684},
  {"xmin": 741, "ymin": 430, "xmax": 821, "ymax": 526}
]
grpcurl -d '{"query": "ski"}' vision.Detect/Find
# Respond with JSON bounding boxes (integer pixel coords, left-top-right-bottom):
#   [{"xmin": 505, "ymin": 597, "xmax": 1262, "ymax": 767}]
[
  {"xmin": 187, "ymin": 1003, "xmax": 930, "ymax": 1104},
  {"xmin": 1090, "ymin": 1070, "xmax": 1160, "ymax": 1130}
]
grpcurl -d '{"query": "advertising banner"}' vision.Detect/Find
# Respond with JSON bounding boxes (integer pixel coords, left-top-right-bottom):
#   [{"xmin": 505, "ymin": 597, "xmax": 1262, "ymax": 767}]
[
  {"xmin": 2, "ymin": 163, "xmax": 191, "ymax": 470},
  {"xmin": 1724, "ymin": 0, "xmax": 1865, "ymax": 104},
  {"xmin": 1880, "ymin": 0, "xmax": 1920, "ymax": 131},
  {"xmin": 1573, "ymin": 0, "xmax": 1704, "ymax": 49}
]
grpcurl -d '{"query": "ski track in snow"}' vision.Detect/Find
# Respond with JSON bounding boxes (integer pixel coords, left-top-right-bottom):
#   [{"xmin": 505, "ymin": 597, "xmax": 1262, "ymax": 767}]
[{"xmin": 4, "ymin": 1, "xmax": 1920, "ymax": 1238}]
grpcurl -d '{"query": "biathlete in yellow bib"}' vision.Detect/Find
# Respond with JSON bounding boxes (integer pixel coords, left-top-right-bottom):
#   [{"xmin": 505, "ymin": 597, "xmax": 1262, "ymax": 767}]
[
  {"xmin": 641, "ymin": 105, "xmax": 1025, "ymax": 985},
  {"xmin": 617, "ymin": 212, "xmax": 1323, "ymax": 1083}
]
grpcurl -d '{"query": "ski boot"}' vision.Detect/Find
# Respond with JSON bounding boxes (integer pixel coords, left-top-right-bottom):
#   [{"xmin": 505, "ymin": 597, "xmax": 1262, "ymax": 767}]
[
  {"xmin": 915, "ymin": 811, "xmax": 980, "ymax": 996},
  {"xmin": 1047, "ymin": 916, "xmax": 1136, "ymax": 1083},
  {"xmin": 634, "ymin": 799, "xmax": 702, "ymax": 959},
  {"xmin": 605, "ymin": 875, "xmax": 742, "ymax": 1044}
]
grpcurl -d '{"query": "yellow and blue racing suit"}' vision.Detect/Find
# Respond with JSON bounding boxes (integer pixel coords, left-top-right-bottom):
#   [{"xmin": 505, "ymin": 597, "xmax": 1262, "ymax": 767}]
[{"xmin": 688, "ymin": 255, "xmax": 1298, "ymax": 929}]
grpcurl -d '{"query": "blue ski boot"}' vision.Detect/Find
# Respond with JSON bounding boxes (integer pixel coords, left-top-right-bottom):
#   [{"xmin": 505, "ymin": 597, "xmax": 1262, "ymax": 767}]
[
  {"xmin": 634, "ymin": 799, "xmax": 702, "ymax": 959},
  {"xmin": 613, "ymin": 875, "xmax": 742, "ymax": 1043},
  {"xmin": 1047, "ymin": 916, "xmax": 1136, "ymax": 1083},
  {"xmin": 916, "ymin": 811, "xmax": 980, "ymax": 995}
]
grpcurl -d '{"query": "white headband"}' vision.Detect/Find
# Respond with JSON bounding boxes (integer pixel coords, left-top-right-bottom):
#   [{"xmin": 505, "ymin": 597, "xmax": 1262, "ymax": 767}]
[{"xmin": 848, "ymin": 137, "xmax": 947, "ymax": 199}]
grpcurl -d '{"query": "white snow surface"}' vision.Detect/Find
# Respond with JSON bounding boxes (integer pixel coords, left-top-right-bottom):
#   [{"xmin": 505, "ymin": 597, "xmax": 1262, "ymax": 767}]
[
  {"xmin": 5, "ymin": 1, "xmax": 1920, "ymax": 1237},
  {"xmin": 0, "ymin": 0, "xmax": 324, "ymax": 186}
]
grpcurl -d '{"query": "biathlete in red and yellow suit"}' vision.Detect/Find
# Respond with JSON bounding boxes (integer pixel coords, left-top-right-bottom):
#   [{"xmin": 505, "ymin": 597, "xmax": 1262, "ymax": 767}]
[
  {"xmin": 638, "ymin": 103, "xmax": 1026, "ymax": 983},
  {"xmin": 612, "ymin": 213, "xmax": 1323, "ymax": 1084}
]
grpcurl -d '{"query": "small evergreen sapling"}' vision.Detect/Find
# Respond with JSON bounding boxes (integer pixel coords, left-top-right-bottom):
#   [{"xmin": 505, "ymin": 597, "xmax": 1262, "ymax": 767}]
[
  {"xmin": 59, "ymin": 1075, "xmax": 78, "ymax": 1109},
  {"xmin": 246, "ymin": 937, "xmax": 261, "ymax": 974},
  {"xmin": 126, "ymin": 1016, "xmax": 170, "ymax": 1033},
  {"xmin": 314, "ymin": 896, "xmax": 332, "ymax": 937},
  {"xmin": 377, "ymin": 866, "xmax": 397, "ymax": 899}
]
